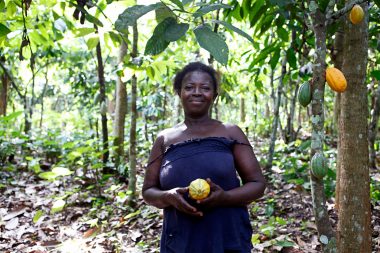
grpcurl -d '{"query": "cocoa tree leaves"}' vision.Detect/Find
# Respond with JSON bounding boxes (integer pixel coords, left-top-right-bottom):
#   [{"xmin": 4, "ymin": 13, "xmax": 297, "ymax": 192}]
[
  {"xmin": 144, "ymin": 17, "xmax": 189, "ymax": 56},
  {"xmin": 194, "ymin": 25, "xmax": 229, "ymax": 65},
  {"xmin": 211, "ymin": 19, "xmax": 254, "ymax": 43},
  {"xmin": 0, "ymin": 23, "xmax": 11, "ymax": 37},
  {"xmin": 115, "ymin": 3, "xmax": 164, "ymax": 34}
]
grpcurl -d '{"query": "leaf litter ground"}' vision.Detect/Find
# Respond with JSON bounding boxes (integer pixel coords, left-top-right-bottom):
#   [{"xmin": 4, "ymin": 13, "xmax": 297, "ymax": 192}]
[{"xmin": 0, "ymin": 147, "xmax": 379, "ymax": 253}]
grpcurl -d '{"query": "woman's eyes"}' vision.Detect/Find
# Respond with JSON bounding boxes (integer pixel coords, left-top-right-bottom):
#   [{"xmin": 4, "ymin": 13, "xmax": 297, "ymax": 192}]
[{"xmin": 184, "ymin": 85, "xmax": 211, "ymax": 91}]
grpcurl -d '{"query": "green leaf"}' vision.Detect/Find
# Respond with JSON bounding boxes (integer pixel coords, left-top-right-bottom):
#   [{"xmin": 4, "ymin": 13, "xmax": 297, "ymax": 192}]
[
  {"xmin": 115, "ymin": 3, "xmax": 163, "ymax": 33},
  {"xmin": 193, "ymin": 3, "xmax": 232, "ymax": 18},
  {"xmin": 0, "ymin": 111, "xmax": 22, "ymax": 122},
  {"xmin": 85, "ymin": 13, "xmax": 103, "ymax": 27},
  {"xmin": 86, "ymin": 36, "xmax": 99, "ymax": 50},
  {"xmin": 155, "ymin": 5, "xmax": 175, "ymax": 23},
  {"xmin": 51, "ymin": 199, "xmax": 65, "ymax": 213},
  {"xmin": 0, "ymin": 23, "xmax": 11, "ymax": 37},
  {"xmin": 6, "ymin": 1, "xmax": 17, "ymax": 17},
  {"xmin": 250, "ymin": 0, "xmax": 265, "ymax": 18},
  {"xmin": 371, "ymin": 70, "xmax": 380, "ymax": 80},
  {"xmin": 168, "ymin": 0, "xmax": 184, "ymax": 10},
  {"xmin": 33, "ymin": 210, "xmax": 44, "ymax": 223},
  {"xmin": 164, "ymin": 20, "xmax": 189, "ymax": 42},
  {"xmin": 52, "ymin": 167, "xmax": 73, "ymax": 177},
  {"xmin": 144, "ymin": 35, "xmax": 169, "ymax": 55},
  {"xmin": 144, "ymin": 17, "xmax": 188, "ymax": 55},
  {"xmin": 277, "ymin": 27, "xmax": 288, "ymax": 42},
  {"xmin": 38, "ymin": 172, "xmax": 58, "ymax": 180},
  {"xmin": 269, "ymin": 49, "xmax": 281, "ymax": 70},
  {"xmin": 125, "ymin": 209, "xmax": 141, "ymax": 219},
  {"xmin": 375, "ymin": 0, "xmax": 380, "ymax": 8},
  {"xmin": 194, "ymin": 25, "xmax": 229, "ymax": 65},
  {"xmin": 286, "ymin": 48, "xmax": 297, "ymax": 69},
  {"xmin": 74, "ymin": 28, "xmax": 96, "ymax": 37},
  {"xmin": 249, "ymin": 44, "xmax": 277, "ymax": 69},
  {"xmin": 211, "ymin": 20, "xmax": 253, "ymax": 43},
  {"xmin": 275, "ymin": 240, "xmax": 295, "ymax": 247},
  {"xmin": 317, "ymin": 0, "xmax": 329, "ymax": 13},
  {"xmin": 109, "ymin": 31, "xmax": 121, "ymax": 45}
]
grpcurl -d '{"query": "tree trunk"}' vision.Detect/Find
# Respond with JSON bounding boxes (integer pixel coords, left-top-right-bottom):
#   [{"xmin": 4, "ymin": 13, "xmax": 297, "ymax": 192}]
[
  {"xmin": 368, "ymin": 79, "xmax": 380, "ymax": 169},
  {"xmin": 337, "ymin": 2, "xmax": 371, "ymax": 252},
  {"xmin": 95, "ymin": 26, "xmax": 109, "ymax": 165},
  {"xmin": 309, "ymin": 5, "xmax": 335, "ymax": 252},
  {"xmin": 39, "ymin": 63, "xmax": 49, "ymax": 128},
  {"xmin": 128, "ymin": 23, "xmax": 138, "ymax": 206},
  {"xmin": 240, "ymin": 96, "xmax": 245, "ymax": 123},
  {"xmin": 113, "ymin": 40, "xmax": 128, "ymax": 168},
  {"xmin": 266, "ymin": 56, "xmax": 286, "ymax": 170},
  {"xmin": 0, "ymin": 73, "xmax": 8, "ymax": 116}
]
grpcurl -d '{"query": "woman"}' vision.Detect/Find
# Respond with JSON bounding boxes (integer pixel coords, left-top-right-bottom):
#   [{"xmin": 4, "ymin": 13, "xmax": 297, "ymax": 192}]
[{"xmin": 142, "ymin": 62, "xmax": 266, "ymax": 253}]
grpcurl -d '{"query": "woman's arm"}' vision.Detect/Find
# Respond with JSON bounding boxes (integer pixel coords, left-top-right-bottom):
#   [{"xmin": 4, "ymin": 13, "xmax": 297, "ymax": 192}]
[
  {"xmin": 142, "ymin": 135, "xmax": 203, "ymax": 216},
  {"xmin": 198, "ymin": 124, "xmax": 266, "ymax": 207}
]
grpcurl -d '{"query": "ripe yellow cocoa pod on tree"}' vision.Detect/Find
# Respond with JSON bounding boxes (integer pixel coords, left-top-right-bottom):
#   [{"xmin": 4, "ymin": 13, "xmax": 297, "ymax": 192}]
[
  {"xmin": 349, "ymin": 5, "xmax": 364, "ymax": 25},
  {"xmin": 326, "ymin": 67, "xmax": 347, "ymax": 93}
]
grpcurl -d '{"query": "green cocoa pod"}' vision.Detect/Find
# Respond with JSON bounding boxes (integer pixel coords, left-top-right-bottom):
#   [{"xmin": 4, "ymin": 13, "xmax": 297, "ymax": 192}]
[
  {"xmin": 311, "ymin": 152, "xmax": 328, "ymax": 179},
  {"xmin": 298, "ymin": 81, "xmax": 312, "ymax": 107}
]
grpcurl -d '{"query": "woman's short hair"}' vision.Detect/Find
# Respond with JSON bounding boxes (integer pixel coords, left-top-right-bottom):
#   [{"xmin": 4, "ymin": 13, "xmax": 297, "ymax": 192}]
[{"xmin": 173, "ymin": 62, "xmax": 219, "ymax": 96}]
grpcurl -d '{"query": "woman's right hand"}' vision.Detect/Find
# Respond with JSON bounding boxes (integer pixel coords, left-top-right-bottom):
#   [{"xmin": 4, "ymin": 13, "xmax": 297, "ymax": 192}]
[{"xmin": 165, "ymin": 187, "xmax": 203, "ymax": 217}]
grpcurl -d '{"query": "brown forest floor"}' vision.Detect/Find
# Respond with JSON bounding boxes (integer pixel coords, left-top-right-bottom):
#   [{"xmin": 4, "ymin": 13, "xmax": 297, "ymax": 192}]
[{"xmin": 0, "ymin": 151, "xmax": 379, "ymax": 253}]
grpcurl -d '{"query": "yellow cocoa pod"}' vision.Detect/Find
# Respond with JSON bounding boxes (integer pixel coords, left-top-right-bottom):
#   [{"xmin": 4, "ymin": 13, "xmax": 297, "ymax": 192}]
[
  {"xmin": 349, "ymin": 5, "xmax": 364, "ymax": 25},
  {"xmin": 326, "ymin": 67, "xmax": 347, "ymax": 93},
  {"xmin": 189, "ymin": 178, "xmax": 210, "ymax": 200}
]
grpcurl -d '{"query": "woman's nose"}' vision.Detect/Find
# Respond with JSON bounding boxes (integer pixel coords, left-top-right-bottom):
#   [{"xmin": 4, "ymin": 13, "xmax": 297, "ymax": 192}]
[{"xmin": 193, "ymin": 86, "xmax": 201, "ymax": 95}]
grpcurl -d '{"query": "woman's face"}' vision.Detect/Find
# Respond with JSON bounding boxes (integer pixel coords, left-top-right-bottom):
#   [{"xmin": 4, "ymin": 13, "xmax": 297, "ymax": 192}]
[{"xmin": 180, "ymin": 71, "xmax": 216, "ymax": 117}]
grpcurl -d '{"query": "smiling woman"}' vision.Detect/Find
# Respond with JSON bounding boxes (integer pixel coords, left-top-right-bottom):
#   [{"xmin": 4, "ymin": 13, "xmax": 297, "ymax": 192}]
[{"xmin": 142, "ymin": 62, "xmax": 266, "ymax": 253}]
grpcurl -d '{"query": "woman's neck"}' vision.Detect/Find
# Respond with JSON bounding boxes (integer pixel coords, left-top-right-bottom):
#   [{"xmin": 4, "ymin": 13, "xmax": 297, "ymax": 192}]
[{"xmin": 183, "ymin": 114, "xmax": 213, "ymax": 126}]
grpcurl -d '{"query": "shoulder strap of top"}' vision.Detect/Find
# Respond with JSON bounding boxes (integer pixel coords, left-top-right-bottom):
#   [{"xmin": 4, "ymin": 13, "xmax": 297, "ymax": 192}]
[
  {"xmin": 145, "ymin": 153, "xmax": 164, "ymax": 168},
  {"xmin": 233, "ymin": 140, "xmax": 253, "ymax": 148}
]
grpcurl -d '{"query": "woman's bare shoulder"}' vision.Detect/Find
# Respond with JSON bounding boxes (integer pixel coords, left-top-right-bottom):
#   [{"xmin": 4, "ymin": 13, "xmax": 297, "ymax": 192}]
[
  {"xmin": 157, "ymin": 123, "xmax": 185, "ymax": 147},
  {"xmin": 220, "ymin": 122, "xmax": 250, "ymax": 144}
]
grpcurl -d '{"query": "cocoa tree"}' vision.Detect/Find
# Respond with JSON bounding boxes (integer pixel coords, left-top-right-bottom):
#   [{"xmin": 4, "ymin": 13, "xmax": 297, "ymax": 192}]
[{"xmin": 337, "ymin": 1, "xmax": 371, "ymax": 251}]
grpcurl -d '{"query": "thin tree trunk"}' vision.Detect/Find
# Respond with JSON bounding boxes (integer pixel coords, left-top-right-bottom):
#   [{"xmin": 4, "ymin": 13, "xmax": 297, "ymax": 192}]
[
  {"xmin": 0, "ymin": 73, "xmax": 8, "ymax": 116},
  {"xmin": 240, "ymin": 96, "xmax": 245, "ymax": 123},
  {"xmin": 95, "ymin": 25, "xmax": 109, "ymax": 165},
  {"xmin": 128, "ymin": 23, "xmax": 138, "ymax": 206},
  {"xmin": 266, "ymin": 56, "xmax": 286, "ymax": 170},
  {"xmin": 39, "ymin": 63, "xmax": 49, "ymax": 128},
  {"xmin": 309, "ymin": 5, "xmax": 335, "ymax": 252},
  {"xmin": 369, "ymin": 79, "xmax": 380, "ymax": 169},
  {"xmin": 113, "ymin": 40, "xmax": 128, "ymax": 168},
  {"xmin": 337, "ymin": 2, "xmax": 371, "ymax": 252}
]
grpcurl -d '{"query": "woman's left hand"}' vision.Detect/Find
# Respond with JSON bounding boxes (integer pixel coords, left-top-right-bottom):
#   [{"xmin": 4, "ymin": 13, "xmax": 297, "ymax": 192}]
[{"xmin": 196, "ymin": 178, "xmax": 226, "ymax": 208}]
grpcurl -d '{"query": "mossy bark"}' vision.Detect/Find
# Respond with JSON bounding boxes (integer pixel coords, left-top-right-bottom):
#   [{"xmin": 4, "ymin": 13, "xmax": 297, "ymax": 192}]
[{"xmin": 309, "ymin": 3, "xmax": 335, "ymax": 252}]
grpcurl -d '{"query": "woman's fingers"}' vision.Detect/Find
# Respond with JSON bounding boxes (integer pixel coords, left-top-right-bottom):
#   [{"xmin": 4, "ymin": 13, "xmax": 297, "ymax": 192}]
[{"xmin": 173, "ymin": 187, "xmax": 203, "ymax": 217}]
